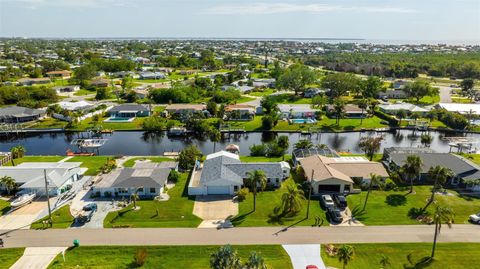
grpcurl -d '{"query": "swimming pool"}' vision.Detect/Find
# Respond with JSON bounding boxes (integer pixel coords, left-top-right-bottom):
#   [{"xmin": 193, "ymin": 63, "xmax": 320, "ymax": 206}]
[
  {"xmin": 291, "ymin": 118, "xmax": 316, "ymax": 124},
  {"xmin": 103, "ymin": 117, "xmax": 135, "ymax": 123}
]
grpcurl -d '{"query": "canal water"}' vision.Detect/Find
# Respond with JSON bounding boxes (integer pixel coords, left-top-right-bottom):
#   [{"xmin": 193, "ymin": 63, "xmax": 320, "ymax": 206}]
[{"xmin": 0, "ymin": 130, "xmax": 477, "ymax": 156}]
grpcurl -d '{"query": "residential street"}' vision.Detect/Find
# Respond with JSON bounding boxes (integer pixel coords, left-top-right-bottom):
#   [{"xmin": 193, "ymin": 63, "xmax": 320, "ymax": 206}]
[
  {"xmin": 438, "ymin": 85, "xmax": 453, "ymax": 103},
  {"xmin": 1, "ymin": 224, "xmax": 479, "ymax": 248}
]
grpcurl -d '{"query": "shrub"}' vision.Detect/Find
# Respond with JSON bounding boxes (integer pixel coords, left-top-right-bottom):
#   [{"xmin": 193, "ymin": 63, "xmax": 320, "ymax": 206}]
[
  {"xmin": 168, "ymin": 170, "xmax": 180, "ymax": 183},
  {"xmin": 249, "ymin": 144, "xmax": 268, "ymax": 156},
  {"xmin": 374, "ymin": 110, "xmax": 398, "ymax": 126},
  {"xmin": 134, "ymin": 248, "xmax": 148, "ymax": 267},
  {"xmin": 237, "ymin": 188, "xmax": 249, "ymax": 201}
]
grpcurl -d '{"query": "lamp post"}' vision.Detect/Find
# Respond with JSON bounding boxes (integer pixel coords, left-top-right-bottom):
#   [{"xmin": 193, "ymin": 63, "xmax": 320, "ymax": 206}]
[
  {"xmin": 44, "ymin": 169, "xmax": 52, "ymax": 226},
  {"xmin": 306, "ymin": 170, "xmax": 314, "ymax": 219}
]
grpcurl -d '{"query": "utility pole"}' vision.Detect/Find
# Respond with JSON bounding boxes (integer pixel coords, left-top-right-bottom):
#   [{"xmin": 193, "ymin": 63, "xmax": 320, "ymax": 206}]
[
  {"xmin": 306, "ymin": 170, "xmax": 314, "ymax": 219},
  {"xmin": 44, "ymin": 169, "xmax": 52, "ymax": 227}
]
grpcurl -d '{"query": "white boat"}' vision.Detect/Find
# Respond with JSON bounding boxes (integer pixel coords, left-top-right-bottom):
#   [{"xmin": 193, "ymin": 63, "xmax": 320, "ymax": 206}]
[{"xmin": 11, "ymin": 193, "xmax": 36, "ymax": 208}]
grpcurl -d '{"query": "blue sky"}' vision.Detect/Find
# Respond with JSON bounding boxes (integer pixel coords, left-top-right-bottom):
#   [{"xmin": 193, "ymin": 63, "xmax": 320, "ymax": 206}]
[{"xmin": 0, "ymin": 0, "xmax": 479, "ymax": 41}]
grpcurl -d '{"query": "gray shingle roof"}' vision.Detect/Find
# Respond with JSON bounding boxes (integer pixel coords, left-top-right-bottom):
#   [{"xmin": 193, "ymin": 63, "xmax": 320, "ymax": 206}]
[
  {"xmin": 109, "ymin": 104, "xmax": 149, "ymax": 113},
  {"xmin": 110, "ymin": 168, "xmax": 171, "ymax": 188},
  {"xmin": 199, "ymin": 151, "xmax": 289, "ymax": 186},
  {"xmin": 0, "ymin": 106, "xmax": 44, "ymax": 118},
  {"xmin": 388, "ymin": 153, "xmax": 480, "ymax": 180}
]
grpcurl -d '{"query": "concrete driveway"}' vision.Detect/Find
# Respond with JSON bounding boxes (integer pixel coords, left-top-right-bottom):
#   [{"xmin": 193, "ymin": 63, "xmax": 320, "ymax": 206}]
[
  {"xmin": 193, "ymin": 195, "xmax": 238, "ymax": 228},
  {"xmin": 10, "ymin": 247, "xmax": 66, "ymax": 269},
  {"xmin": 0, "ymin": 201, "xmax": 46, "ymax": 230},
  {"xmin": 282, "ymin": 244, "xmax": 326, "ymax": 269},
  {"xmin": 70, "ymin": 190, "xmax": 118, "ymax": 229}
]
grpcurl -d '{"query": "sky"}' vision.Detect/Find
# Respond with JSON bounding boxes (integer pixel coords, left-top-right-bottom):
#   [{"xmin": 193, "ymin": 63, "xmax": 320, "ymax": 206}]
[{"xmin": 0, "ymin": 0, "xmax": 479, "ymax": 42}]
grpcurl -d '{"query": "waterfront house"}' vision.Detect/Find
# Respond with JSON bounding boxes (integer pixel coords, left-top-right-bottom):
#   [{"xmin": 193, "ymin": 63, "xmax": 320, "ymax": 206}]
[
  {"xmin": 379, "ymin": 103, "xmax": 429, "ymax": 116},
  {"xmin": 225, "ymin": 104, "xmax": 255, "ymax": 120},
  {"xmin": 90, "ymin": 78, "xmax": 109, "ymax": 87},
  {"xmin": 0, "ymin": 106, "xmax": 45, "ymax": 123},
  {"xmin": 139, "ymin": 71, "xmax": 166, "ymax": 80},
  {"xmin": 94, "ymin": 161, "xmax": 178, "ymax": 198},
  {"xmin": 46, "ymin": 70, "xmax": 72, "ymax": 79},
  {"xmin": 0, "ymin": 162, "xmax": 83, "ymax": 196},
  {"xmin": 326, "ymin": 104, "xmax": 367, "ymax": 118},
  {"xmin": 383, "ymin": 147, "xmax": 480, "ymax": 189},
  {"xmin": 437, "ymin": 103, "xmax": 480, "ymax": 115},
  {"xmin": 107, "ymin": 104, "xmax": 150, "ymax": 118},
  {"xmin": 57, "ymin": 101, "xmax": 94, "ymax": 112},
  {"xmin": 188, "ymin": 151, "xmax": 290, "ymax": 195},
  {"xmin": 165, "ymin": 104, "xmax": 207, "ymax": 117},
  {"xmin": 299, "ymin": 155, "xmax": 389, "ymax": 194},
  {"xmin": 278, "ymin": 104, "xmax": 319, "ymax": 119}
]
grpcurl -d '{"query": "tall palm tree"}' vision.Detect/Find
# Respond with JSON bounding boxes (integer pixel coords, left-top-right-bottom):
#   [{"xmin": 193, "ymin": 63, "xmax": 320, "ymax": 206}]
[
  {"xmin": 131, "ymin": 189, "xmax": 140, "ymax": 209},
  {"xmin": 294, "ymin": 139, "xmax": 313, "ymax": 150},
  {"xmin": 209, "ymin": 129, "xmax": 221, "ymax": 152},
  {"xmin": 337, "ymin": 245, "xmax": 354, "ymax": 269},
  {"xmin": 333, "ymin": 99, "xmax": 345, "ymax": 125},
  {"xmin": 401, "ymin": 155, "xmax": 423, "ymax": 194},
  {"xmin": 275, "ymin": 181, "xmax": 305, "ymax": 216},
  {"xmin": 363, "ymin": 174, "xmax": 383, "ymax": 211},
  {"xmin": 277, "ymin": 135, "xmax": 289, "ymax": 161},
  {"xmin": 10, "ymin": 145, "xmax": 26, "ymax": 159},
  {"xmin": 0, "ymin": 176, "xmax": 16, "ymax": 195},
  {"xmin": 379, "ymin": 254, "xmax": 391, "ymax": 269},
  {"xmin": 423, "ymin": 166, "xmax": 453, "ymax": 211},
  {"xmin": 431, "ymin": 206, "xmax": 454, "ymax": 258},
  {"xmin": 358, "ymin": 98, "xmax": 368, "ymax": 125},
  {"xmin": 396, "ymin": 109, "xmax": 407, "ymax": 126},
  {"xmin": 246, "ymin": 170, "xmax": 267, "ymax": 212},
  {"xmin": 244, "ymin": 251, "xmax": 267, "ymax": 269},
  {"xmin": 358, "ymin": 136, "xmax": 382, "ymax": 161}
]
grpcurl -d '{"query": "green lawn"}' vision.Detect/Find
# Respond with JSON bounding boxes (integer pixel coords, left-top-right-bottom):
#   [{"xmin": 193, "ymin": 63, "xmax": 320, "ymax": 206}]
[
  {"xmin": 249, "ymin": 88, "xmax": 275, "ymax": 97},
  {"xmin": 73, "ymin": 117, "xmax": 146, "ymax": 131},
  {"xmin": 67, "ymin": 156, "xmax": 111, "ymax": 176},
  {"xmin": 104, "ymin": 173, "xmax": 201, "ymax": 228},
  {"xmin": 6, "ymin": 156, "xmax": 65, "ymax": 166},
  {"xmin": 232, "ymin": 179, "xmax": 324, "ymax": 227},
  {"xmin": 239, "ymin": 155, "xmax": 292, "ymax": 163},
  {"xmin": 30, "ymin": 118, "xmax": 67, "ymax": 129},
  {"xmin": 236, "ymin": 96, "xmax": 256, "ymax": 104},
  {"xmin": 0, "ymin": 248, "xmax": 25, "ymax": 269},
  {"xmin": 73, "ymin": 88, "xmax": 96, "ymax": 96},
  {"xmin": 228, "ymin": 116, "xmax": 264, "ymax": 131},
  {"xmin": 347, "ymin": 186, "xmax": 480, "ymax": 225},
  {"xmin": 31, "ymin": 205, "xmax": 74, "ymax": 229},
  {"xmin": 322, "ymin": 243, "xmax": 480, "ymax": 269},
  {"xmin": 122, "ymin": 157, "xmax": 174, "ymax": 168},
  {"xmin": 459, "ymin": 154, "xmax": 480, "ymax": 165},
  {"xmin": 274, "ymin": 116, "xmax": 389, "ymax": 132},
  {"xmin": 0, "ymin": 199, "xmax": 10, "ymax": 216},
  {"xmin": 268, "ymin": 94, "xmax": 312, "ymax": 104},
  {"xmin": 48, "ymin": 245, "xmax": 292, "ymax": 269}
]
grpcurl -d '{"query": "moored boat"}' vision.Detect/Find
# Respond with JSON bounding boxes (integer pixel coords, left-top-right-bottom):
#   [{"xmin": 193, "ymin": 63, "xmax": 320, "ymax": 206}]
[{"xmin": 11, "ymin": 193, "xmax": 36, "ymax": 208}]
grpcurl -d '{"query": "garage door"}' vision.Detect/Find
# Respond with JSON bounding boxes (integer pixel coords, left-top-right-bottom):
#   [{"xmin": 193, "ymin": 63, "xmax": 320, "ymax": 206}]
[
  {"xmin": 207, "ymin": 186, "xmax": 230, "ymax": 195},
  {"xmin": 318, "ymin": 184, "xmax": 340, "ymax": 193}
]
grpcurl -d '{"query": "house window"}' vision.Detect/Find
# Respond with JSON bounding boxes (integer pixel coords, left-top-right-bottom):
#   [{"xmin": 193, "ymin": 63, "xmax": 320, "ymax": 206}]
[
  {"xmin": 150, "ymin": 188, "xmax": 156, "ymax": 193},
  {"xmin": 118, "ymin": 188, "xmax": 128, "ymax": 194},
  {"xmin": 137, "ymin": 188, "xmax": 144, "ymax": 193},
  {"xmin": 276, "ymin": 178, "xmax": 279, "ymax": 183},
  {"xmin": 267, "ymin": 179, "xmax": 271, "ymax": 183},
  {"xmin": 234, "ymin": 186, "xmax": 239, "ymax": 192}
]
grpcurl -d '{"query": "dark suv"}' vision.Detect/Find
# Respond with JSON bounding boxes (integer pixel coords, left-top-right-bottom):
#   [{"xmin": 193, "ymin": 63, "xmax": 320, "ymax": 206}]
[
  {"xmin": 327, "ymin": 207, "xmax": 343, "ymax": 223},
  {"xmin": 332, "ymin": 194, "xmax": 347, "ymax": 208}
]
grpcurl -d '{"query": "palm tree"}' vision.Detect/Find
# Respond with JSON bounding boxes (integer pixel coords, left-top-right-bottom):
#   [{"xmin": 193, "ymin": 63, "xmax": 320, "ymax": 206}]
[
  {"xmin": 396, "ymin": 109, "xmax": 407, "ymax": 126},
  {"xmin": 333, "ymin": 99, "xmax": 345, "ymax": 125},
  {"xmin": 10, "ymin": 145, "xmax": 26, "ymax": 159},
  {"xmin": 431, "ymin": 206, "xmax": 454, "ymax": 258},
  {"xmin": 210, "ymin": 245, "xmax": 242, "ymax": 269},
  {"xmin": 337, "ymin": 245, "xmax": 354, "ymax": 269},
  {"xmin": 275, "ymin": 181, "xmax": 305, "ymax": 216},
  {"xmin": 209, "ymin": 129, "xmax": 221, "ymax": 152},
  {"xmin": 294, "ymin": 139, "xmax": 313, "ymax": 150},
  {"xmin": 277, "ymin": 135, "xmax": 289, "ymax": 161},
  {"xmin": 379, "ymin": 254, "xmax": 391, "ymax": 269},
  {"xmin": 358, "ymin": 136, "xmax": 382, "ymax": 161},
  {"xmin": 131, "ymin": 189, "xmax": 140, "ymax": 209},
  {"xmin": 423, "ymin": 166, "xmax": 453, "ymax": 211},
  {"xmin": 244, "ymin": 251, "xmax": 266, "ymax": 269},
  {"xmin": 401, "ymin": 155, "xmax": 423, "ymax": 194},
  {"xmin": 246, "ymin": 170, "xmax": 267, "ymax": 212},
  {"xmin": 363, "ymin": 174, "xmax": 383, "ymax": 211},
  {"xmin": 420, "ymin": 133, "xmax": 433, "ymax": 148},
  {"xmin": 0, "ymin": 176, "xmax": 16, "ymax": 195},
  {"xmin": 358, "ymin": 99, "xmax": 368, "ymax": 125}
]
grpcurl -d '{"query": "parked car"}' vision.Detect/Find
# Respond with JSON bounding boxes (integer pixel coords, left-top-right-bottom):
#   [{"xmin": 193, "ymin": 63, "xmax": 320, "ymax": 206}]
[
  {"xmin": 332, "ymin": 194, "xmax": 347, "ymax": 208},
  {"xmin": 321, "ymin": 194, "xmax": 335, "ymax": 208},
  {"xmin": 306, "ymin": 265, "xmax": 319, "ymax": 269},
  {"xmin": 327, "ymin": 207, "xmax": 343, "ymax": 223},
  {"xmin": 83, "ymin": 203, "xmax": 97, "ymax": 212},
  {"xmin": 469, "ymin": 212, "xmax": 480, "ymax": 224}
]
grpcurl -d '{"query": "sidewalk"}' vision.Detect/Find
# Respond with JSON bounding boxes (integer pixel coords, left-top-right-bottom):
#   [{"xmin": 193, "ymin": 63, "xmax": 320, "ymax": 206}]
[{"xmin": 10, "ymin": 247, "xmax": 66, "ymax": 269}]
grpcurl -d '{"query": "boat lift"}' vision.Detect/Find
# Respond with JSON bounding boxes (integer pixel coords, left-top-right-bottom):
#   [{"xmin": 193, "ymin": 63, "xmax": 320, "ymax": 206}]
[
  {"xmin": 70, "ymin": 139, "xmax": 108, "ymax": 154},
  {"xmin": 443, "ymin": 137, "xmax": 480, "ymax": 153}
]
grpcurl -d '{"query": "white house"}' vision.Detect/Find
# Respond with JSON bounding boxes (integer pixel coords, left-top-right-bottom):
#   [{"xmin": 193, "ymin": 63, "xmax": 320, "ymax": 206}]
[
  {"xmin": 278, "ymin": 104, "xmax": 319, "ymax": 119},
  {"xmin": 0, "ymin": 162, "xmax": 83, "ymax": 196},
  {"xmin": 379, "ymin": 103, "xmax": 429, "ymax": 116},
  {"xmin": 188, "ymin": 151, "xmax": 290, "ymax": 195}
]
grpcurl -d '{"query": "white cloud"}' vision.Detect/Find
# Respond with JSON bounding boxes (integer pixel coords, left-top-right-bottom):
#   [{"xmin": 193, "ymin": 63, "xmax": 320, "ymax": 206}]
[
  {"xmin": 205, "ymin": 3, "xmax": 416, "ymax": 15},
  {"xmin": 1, "ymin": 0, "xmax": 135, "ymax": 9}
]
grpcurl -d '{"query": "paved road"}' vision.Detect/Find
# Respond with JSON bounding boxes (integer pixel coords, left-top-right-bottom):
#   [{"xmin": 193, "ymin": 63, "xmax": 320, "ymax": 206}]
[{"xmin": 1, "ymin": 225, "xmax": 479, "ymax": 248}]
